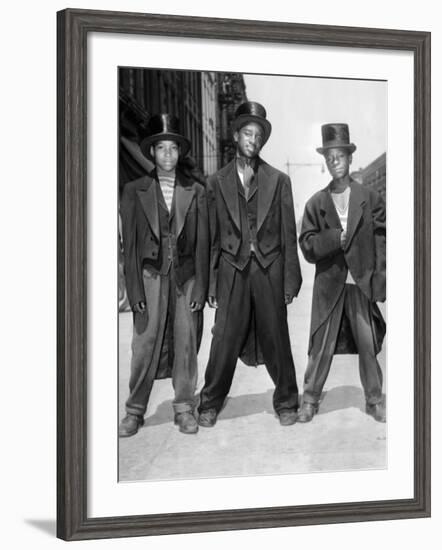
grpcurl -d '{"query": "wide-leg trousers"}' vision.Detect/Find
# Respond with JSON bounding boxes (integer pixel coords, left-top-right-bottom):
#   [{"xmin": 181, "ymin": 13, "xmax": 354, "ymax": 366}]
[
  {"xmin": 302, "ymin": 284, "xmax": 383, "ymax": 406},
  {"xmin": 125, "ymin": 269, "xmax": 199, "ymax": 417},
  {"xmin": 199, "ymin": 254, "xmax": 299, "ymax": 415}
]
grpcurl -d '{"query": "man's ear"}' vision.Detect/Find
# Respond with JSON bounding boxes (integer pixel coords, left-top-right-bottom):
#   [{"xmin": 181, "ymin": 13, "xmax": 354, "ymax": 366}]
[
  {"xmin": 233, "ymin": 131, "xmax": 239, "ymax": 144},
  {"xmin": 150, "ymin": 145, "xmax": 155, "ymax": 158},
  {"xmin": 348, "ymin": 153, "xmax": 353, "ymax": 165}
]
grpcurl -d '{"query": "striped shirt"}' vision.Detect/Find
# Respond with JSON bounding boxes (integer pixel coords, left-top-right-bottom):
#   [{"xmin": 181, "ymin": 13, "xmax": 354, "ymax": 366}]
[{"xmin": 157, "ymin": 169, "xmax": 175, "ymax": 212}]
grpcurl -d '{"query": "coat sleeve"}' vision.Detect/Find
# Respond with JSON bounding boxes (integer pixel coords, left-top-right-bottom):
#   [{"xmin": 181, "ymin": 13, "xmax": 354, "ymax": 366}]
[
  {"xmin": 371, "ymin": 190, "xmax": 386, "ymax": 302},
  {"xmin": 281, "ymin": 175, "xmax": 302, "ymax": 299},
  {"xmin": 299, "ymin": 199, "xmax": 343, "ymax": 263},
  {"xmin": 190, "ymin": 185, "xmax": 209, "ymax": 305},
  {"xmin": 207, "ymin": 176, "xmax": 221, "ymax": 299},
  {"xmin": 120, "ymin": 183, "xmax": 145, "ymax": 308}
]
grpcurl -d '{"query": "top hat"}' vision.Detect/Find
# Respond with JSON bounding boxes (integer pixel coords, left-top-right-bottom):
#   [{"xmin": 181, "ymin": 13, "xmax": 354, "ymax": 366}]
[
  {"xmin": 232, "ymin": 101, "xmax": 272, "ymax": 145},
  {"xmin": 316, "ymin": 123, "xmax": 357, "ymax": 155},
  {"xmin": 140, "ymin": 114, "xmax": 191, "ymax": 159}
]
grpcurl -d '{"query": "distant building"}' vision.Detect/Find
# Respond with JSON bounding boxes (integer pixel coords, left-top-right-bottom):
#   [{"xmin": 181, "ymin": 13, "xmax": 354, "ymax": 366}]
[
  {"xmin": 352, "ymin": 152, "xmax": 386, "ymax": 200},
  {"xmin": 201, "ymin": 72, "xmax": 218, "ymax": 176},
  {"xmin": 118, "ymin": 68, "xmax": 247, "ymax": 180},
  {"xmin": 217, "ymin": 73, "xmax": 248, "ymax": 166}
]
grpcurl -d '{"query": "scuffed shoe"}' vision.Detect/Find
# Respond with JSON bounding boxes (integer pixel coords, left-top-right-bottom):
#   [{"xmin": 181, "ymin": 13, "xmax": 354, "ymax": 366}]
[
  {"xmin": 174, "ymin": 411, "xmax": 199, "ymax": 434},
  {"xmin": 118, "ymin": 413, "xmax": 144, "ymax": 437},
  {"xmin": 278, "ymin": 409, "xmax": 297, "ymax": 426},
  {"xmin": 198, "ymin": 408, "xmax": 218, "ymax": 428},
  {"xmin": 297, "ymin": 403, "xmax": 319, "ymax": 423},
  {"xmin": 366, "ymin": 402, "xmax": 386, "ymax": 423}
]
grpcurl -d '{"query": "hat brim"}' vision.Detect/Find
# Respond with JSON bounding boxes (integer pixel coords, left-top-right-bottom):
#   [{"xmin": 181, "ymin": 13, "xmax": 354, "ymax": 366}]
[
  {"xmin": 232, "ymin": 115, "xmax": 272, "ymax": 145},
  {"xmin": 140, "ymin": 133, "xmax": 191, "ymax": 160},
  {"xmin": 317, "ymin": 143, "xmax": 357, "ymax": 155}
]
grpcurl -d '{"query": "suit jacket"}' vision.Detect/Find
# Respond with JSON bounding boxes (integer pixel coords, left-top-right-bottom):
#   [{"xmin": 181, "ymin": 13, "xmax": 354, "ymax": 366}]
[
  {"xmin": 299, "ymin": 179, "xmax": 386, "ymax": 354},
  {"xmin": 207, "ymin": 157, "xmax": 302, "ymax": 300},
  {"xmin": 120, "ymin": 169, "xmax": 209, "ymax": 309}
]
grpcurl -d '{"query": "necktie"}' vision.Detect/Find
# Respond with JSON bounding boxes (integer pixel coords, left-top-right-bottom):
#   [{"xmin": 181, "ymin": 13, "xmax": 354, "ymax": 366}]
[{"xmin": 238, "ymin": 159, "xmax": 254, "ymax": 199}]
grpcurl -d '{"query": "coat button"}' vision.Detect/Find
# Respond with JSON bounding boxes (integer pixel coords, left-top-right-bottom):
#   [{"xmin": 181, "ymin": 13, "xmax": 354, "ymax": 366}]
[{"xmin": 228, "ymin": 244, "xmax": 233, "ymax": 250}]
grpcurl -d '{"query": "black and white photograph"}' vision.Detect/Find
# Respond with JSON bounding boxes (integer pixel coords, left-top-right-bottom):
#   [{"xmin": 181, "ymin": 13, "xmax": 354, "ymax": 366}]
[
  {"xmin": 1, "ymin": 0, "xmax": 437, "ymax": 546},
  {"xmin": 118, "ymin": 67, "xmax": 387, "ymax": 483}
]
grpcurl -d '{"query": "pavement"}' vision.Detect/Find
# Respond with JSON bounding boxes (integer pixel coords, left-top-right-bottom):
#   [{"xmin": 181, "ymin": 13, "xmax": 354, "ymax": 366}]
[{"xmin": 118, "ymin": 259, "xmax": 386, "ymax": 482}]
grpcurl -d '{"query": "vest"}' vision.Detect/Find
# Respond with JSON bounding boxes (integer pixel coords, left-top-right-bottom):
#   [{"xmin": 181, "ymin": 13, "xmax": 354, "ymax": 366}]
[
  {"xmin": 142, "ymin": 181, "xmax": 175, "ymax": 276},
  {"xmin": 222, "ymin": 170, "xmax": 266, "ymax": 271}
]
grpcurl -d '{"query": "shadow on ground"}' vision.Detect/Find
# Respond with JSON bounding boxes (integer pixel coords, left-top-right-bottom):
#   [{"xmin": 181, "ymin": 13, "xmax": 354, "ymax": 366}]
[
  {"xmin": 141, "ymin": 386, "xmax": 385, "ymax": 429},
  {"xmin": 142, "ymin": 389, "xmax": 275, "ymax": 428},
  {"xmin": 25, "ymin": 519, "xmax": 56, "ymax": 536},
  {"xmin": 317, "ymin": 386, "xmax": 387, "ymax": 415}
]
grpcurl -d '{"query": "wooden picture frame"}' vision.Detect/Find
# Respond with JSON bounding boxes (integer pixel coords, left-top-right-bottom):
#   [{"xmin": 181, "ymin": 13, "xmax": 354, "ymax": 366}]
[{"xmin": 57, "ymin": 8, "xmax": 431, "ymax": 541}]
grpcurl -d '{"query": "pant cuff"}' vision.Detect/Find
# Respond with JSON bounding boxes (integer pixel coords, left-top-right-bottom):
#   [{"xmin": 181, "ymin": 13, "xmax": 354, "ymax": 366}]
[
  {"xmin": 301, "ymin": 393, "xmax": 319, "ymax": 405},
  {"xmin": 173, "ymin": 401, "xmax": 195, "ymax": 414},
  {"xmin": 125, "ymin": 407, "xmax": 145, "ymax": 418}
]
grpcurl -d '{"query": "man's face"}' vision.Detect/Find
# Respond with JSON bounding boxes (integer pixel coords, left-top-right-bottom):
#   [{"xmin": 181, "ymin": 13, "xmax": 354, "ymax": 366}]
[
  {"xmin": 324, "ymin": 147, "xmax": 352, "ymax": 180},
  {"xmin": 234, "ymin": 122, "xmax": 264, "ymax": 159},
  {"xmin": 151, "ymin": 140, "xmax": 180, "ymax": 172}
]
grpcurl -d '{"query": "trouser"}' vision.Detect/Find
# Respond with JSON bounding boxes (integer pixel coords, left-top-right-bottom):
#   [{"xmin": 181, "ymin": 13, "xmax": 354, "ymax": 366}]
[
  {"xmin": 302, "ymin": 284, "xmax": 383, "ymax": 406},
  {"xmin": 199, "ymin": 254, "xmax": 299, "ymax": 415},
  {"xmin": 125, "ymin": 269, "xmax": 199, "ymax": 417}
]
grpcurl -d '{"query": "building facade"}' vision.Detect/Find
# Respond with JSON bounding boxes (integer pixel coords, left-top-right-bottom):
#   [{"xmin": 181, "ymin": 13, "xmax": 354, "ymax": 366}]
[
  {"xmin": 351, "ymin": 152, "xmax": 386, "ymax": 200},
  {"xmin": 119, "ymin": 68, "xmax": 247, "ymax": 179}
]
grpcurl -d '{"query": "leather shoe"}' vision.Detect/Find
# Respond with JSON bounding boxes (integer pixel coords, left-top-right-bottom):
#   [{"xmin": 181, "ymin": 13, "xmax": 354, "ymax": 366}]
[
  {"xmin": 278, "ymin": 409, "xmax": 297, "ymax": 426},
  {"xmin": 174, "ymin": 411, "xmax": 198, "ymax": 434},
  {"xmin": 366, "ymin": 402, "xmax": 386, "ymax": 423},
  {"xmin": 297, "ymin": 402, "xmax": 318, "ymax": 423},
  {"xmin": 198, "ymin": 408, "xmax": 218, "ymax": 427},
  {"xmin": 119, "ymin": 413, "xmax": 144, "ymax": 437}
]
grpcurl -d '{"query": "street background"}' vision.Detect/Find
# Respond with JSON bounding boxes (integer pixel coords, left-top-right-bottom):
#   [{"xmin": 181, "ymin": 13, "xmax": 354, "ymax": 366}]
[{"xmin": 119, "ymin": 70, "xmax": 388, "ymax": 482}]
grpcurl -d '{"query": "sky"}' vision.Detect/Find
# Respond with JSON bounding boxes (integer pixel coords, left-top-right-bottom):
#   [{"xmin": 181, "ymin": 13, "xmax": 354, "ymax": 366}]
[{"xmin": 243, "ymin": 74, "xmax": 387, "ymax": 219}]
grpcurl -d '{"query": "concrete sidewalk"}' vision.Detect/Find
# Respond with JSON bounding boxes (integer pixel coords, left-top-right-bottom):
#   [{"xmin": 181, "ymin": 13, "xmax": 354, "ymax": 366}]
[{"xmin": 118, "ymin": 261, "xmax": 386, "ymax": 482}]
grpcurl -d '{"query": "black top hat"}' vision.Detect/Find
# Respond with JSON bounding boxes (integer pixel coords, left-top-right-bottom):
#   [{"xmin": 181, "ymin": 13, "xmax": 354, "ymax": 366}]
[
  {"xmin": 316, "ymin": 123, "xmax": 357, "ymax": 155},
  {"xmin": 232, "ymin": 101, "xmax": 272, "ymax": 145},
  {"xmin": 140, "ymin": 114, "xmax": 191, "ymax": 160}
]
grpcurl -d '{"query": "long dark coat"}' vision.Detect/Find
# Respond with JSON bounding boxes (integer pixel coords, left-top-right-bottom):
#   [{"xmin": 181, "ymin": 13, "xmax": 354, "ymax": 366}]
[
  {"xmin": 299, "ymin": 179, "xmax": 386, "ymax": 355},
  {"xmin": 207, "ymin": 157, "xmax": 302, "ymax": 365},
  {"xmin": 120, "ymin": 169, "xmax": 209, "ymax": 377},
  {"xmin": 120, "ymin": 170, "xmax": 209, "ymax": 309}
]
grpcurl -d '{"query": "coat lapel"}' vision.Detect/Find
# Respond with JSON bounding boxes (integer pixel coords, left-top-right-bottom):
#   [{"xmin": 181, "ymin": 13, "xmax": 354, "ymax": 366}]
[
  {"xmin": 247, "ymin": 175, "xmax": 258, "ymax": 202},
  {"xmin": 136, "ymin": 178, "xmax": 160, "ymax": 240},
  {"xmin": 174, "ymin": 174, "xmax": 195, "ymax": 238},
  {"xmin": 257, "ymin": 162, "xmax": 278, "ymax": 232},
  {"xmin": 344, "ymin": 181, "xmax": 366, "ymax": 250},
  {"xmin": 218, "ymin": 161, "xmax": 241, "ymax": 231},
  {"xmin": 319, "ymin": 186, "xmax": 342, "ymax": 229}
]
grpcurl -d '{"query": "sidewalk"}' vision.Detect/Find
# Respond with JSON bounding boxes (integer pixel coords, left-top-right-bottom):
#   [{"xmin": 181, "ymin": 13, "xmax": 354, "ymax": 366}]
[{"xmin": 118, "ymin": 261, "xmax": 386, "ymax": 482}]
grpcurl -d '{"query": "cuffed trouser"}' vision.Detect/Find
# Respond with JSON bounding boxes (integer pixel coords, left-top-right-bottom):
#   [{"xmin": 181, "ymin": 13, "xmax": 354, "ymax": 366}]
[
  {"xmin": 199, "ymin": 255, "xmax": 299, "ymax": 415},
  {"xmin": 303, "ymin": 284, "xmax": 383, "ymax": 406},
  {"xmin": 125, "ymin": 269, "xmax": 199, "ymax": 417}
]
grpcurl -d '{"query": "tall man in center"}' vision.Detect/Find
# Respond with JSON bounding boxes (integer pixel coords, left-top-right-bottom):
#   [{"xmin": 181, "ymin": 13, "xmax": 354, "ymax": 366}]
[{"xmin": 198, "ymin": 101, "xmax": 302, "ymax": 427}]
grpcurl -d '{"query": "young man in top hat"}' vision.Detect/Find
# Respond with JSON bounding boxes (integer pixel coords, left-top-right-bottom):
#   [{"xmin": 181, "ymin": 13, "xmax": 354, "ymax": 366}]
[
  {"xmin": 197, "ymin": 101, "xmax": 303, "ymax": 427},
  {"xmin": 119, "ymin": 114, "xmax": 209, "ymax": 436},
  {"xmin": 298, "ymin": 123, "xmax": 386, "ymax": 423}
]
